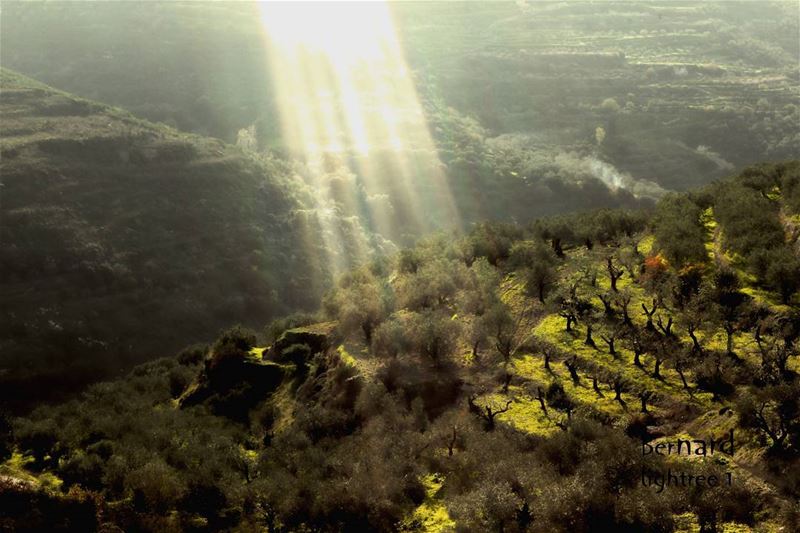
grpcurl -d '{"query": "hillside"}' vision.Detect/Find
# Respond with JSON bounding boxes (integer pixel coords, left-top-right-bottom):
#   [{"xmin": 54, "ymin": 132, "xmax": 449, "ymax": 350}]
[
  {"xmin": 396, "ymin": 1, "xmax": 800, "ymax": 191},
  {"xmin": 3, "ymin": 162, "xmax": 799, "ymax": 532},
  {"xmin": 0, "ymin": 69, "xmax": 333, "ymax": 409},
  {"xmin": 2, "ymin": 1, "xmax": 797, "ymax": 197}
]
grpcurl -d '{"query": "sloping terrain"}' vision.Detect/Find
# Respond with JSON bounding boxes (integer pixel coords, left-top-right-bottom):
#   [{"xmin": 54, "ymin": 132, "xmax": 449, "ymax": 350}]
[
  {"xmin": 3, "ymin": 1, "xmax": 796, "ymax": 218},
  {"xmin": 0, "ymin": 69, "xmax": 329, "ymax": 409},
  {"xmin": 398, "ymin": 1, "xmax": 800, "ymax": 190},
  {"xmin": 3, "ymin": 162, "xmax": 798, "ymax": 532}
]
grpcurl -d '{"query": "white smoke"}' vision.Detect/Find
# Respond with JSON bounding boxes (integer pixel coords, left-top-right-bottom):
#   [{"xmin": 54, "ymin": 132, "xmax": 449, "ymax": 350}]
[
  {"xmin": 586, "ymin": 156, "xmax": 668, "ymax": 199},
  {"xmin": 696, "ymin": 145, "xmax": 735, "ymax": 172},
  {"xmin": 486, "ymin": 134, "xmax": 669, "ymax": 200},
  {"xmin": 552, "ymin": 152, "xmax": 668, "ymax": 200}
]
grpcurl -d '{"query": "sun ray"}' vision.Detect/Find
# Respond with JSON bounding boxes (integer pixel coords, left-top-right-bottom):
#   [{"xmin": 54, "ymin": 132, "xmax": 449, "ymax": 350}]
[{"xmin": 257, "ymin": 0, "xmax": 461, "ymax": 271}]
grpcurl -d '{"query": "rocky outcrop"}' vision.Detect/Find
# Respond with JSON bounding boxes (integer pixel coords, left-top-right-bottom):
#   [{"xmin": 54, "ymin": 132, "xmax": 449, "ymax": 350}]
[
  {"xmin": 267, "ymin": 322, "xmax": 339, "ymax": 364},
  {"xmin": 178, "ymin": 358, "xmax": 289, "ymax": 414},
  {"xmin": 178, "ymin": 322, "xmax": 339, "ymax": 420}
]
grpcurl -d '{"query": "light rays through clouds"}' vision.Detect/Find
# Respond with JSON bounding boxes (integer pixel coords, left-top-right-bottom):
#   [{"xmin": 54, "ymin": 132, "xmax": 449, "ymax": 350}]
[{"xmin": 257, "ymin": 1, "xmax": 461, "ymax": 272}]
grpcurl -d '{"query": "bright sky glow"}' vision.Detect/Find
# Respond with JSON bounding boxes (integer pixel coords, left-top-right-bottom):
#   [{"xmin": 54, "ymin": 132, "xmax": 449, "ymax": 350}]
[{"xmin": 258, "ymin": 1, "xmax": 460, "ymax": 271}]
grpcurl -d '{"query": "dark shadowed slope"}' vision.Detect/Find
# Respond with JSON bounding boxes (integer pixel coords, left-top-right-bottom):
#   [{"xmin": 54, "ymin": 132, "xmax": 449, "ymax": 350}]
[{"xmin": 0, "ymin": 69, "xmax": 328, "ymax": 410}]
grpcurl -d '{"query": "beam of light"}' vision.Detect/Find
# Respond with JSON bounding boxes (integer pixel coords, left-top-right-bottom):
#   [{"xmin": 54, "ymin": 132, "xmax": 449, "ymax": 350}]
[{"xmin": 257, "ymin": 1, "xmax": 461, "ymax": 272}]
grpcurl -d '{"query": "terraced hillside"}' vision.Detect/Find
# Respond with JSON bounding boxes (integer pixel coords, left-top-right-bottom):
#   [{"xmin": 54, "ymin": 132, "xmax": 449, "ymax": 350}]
[
  {"xmin": 2, "ymin": 2, "xmax": 797, "ymax": 206},
  {"xmin": 396, "ymin": 1, "xmax": 800, "ymax": 190},
  {"xmin": 0, "ymin": 69, "xmax": 331, "ymax": 409},
  {"xmin": 3, "ymin": 162, "xmax": 798, "ymax": 532}
]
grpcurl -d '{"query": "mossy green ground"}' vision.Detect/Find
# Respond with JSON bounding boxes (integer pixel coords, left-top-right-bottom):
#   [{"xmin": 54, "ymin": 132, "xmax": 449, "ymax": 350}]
[
  {"xmin": 400, "ymin": 473, "xmax": 456, "ymax": 533},
  {"xmin": 703, "ymin": 207, "xmax": 797, "ymax": 310},
  {"xmin": 674, "ymin": 512, "xmax": 782, "ymax": 533},
  {"xmin": 0, "ymin": 451, "xmax": 63, "ymax": 491},
  {"xmin": 483, "ymin": 233, "xmax": 758, "ymax": 439},
  {"xmin": 248, "ymin": 347, "xmax": 266, "ymax": 361},
  {"xmin": 336, "ymin": 344, "xmax": 358, "ymax": 367}
]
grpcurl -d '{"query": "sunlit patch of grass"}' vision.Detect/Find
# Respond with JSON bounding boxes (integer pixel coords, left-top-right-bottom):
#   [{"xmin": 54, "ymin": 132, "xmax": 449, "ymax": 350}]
[
  {"xmin": 337, "ymin": 344, "xmax": 358, "ymax": 367},
  {"xmin": 338, "ymin": 340, "xmax": 382, "ymax": 379},
  {"xmin": 700, "ymin": 204, "xmax": 792, "ymax": 323},
  {"xmin": 34, "ymin": 471, "xmax": 62, "ymax": 492},
  {"xmin": 701, "ymin": 207, "xmax": 717, "ymax": 260},
  {"xmin": 247, "ymin": 346, "xmax": 266, "ymax": 362},
  {"xmin": 740, "ymin": 285, "xmax": 793, "ymax": 311},
  {"xmin": 1, "ymin": 451, "xmax": 34, "ymax": 477},
  {"xmin": 701, "ymin": 207, "xmax": 717, "ymax": 232},
  {"xmin": 249, "ymin": 347, "xmax": 265, "ymax": 356},
  {"xmin": 269, "ymin": 382, "xmax": 297, "ymax": 435},
  {"xmin": 512, "ymin": 354, "xmax": 633, "ymax": 418},
  {"xmin": 400, "ymin": 473, "xmax": 456, "ymax": 533},
  {"xmin": 674, "ymin": 512, "xmax": 700, "ymax": 533},
  {"xmin": 675, "ymin": 513, "xmax": 781, "ymax": 533},
  {"xmin": 480, "ymin": 389, "xmax": 558, "ymax": 436},
  {"xmin": 0, "ymin": 451, "xmax": 63, "ymax": 491},
  {"xmin": 697, "ymin": 328, "xmax": 765, "ymax": 369},
  {"xmin": 639, "ymin": 234, "xmax": 655, "ymax": 256},
  {"xmin": 533, "ymin": 314, "xmax": 714, "ymax": 411},
  {"xmin": 500, "ymin": 272, "xmax": 529, "ymax": 314}
]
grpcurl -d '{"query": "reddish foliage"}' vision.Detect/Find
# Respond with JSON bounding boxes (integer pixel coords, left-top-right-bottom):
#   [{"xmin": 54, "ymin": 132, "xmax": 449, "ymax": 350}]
[{"xmin": 643, "ymin": 254, "xmax": 669, "ymax": 282}]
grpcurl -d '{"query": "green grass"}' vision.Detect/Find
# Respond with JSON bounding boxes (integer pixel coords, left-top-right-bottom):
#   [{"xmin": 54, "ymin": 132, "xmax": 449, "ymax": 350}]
[
  {"xmin": 400, "ymin": 473, "xmax": 456, "ymax": 533},
  {"xmin": 0, "ymin": 451, "xmax": 63, "ymax": 492},
  {"xmin": 703, "ymin": 207, "xmax": 795, "ymax": 311},
  {"xmin": 479, "ymin": 388, "xmax": 559, "ymax": 436},
  {"xmin": 483, "ymin": 231, "xmax": 799, "ymax": 448},
  {"xmin": 639, "ymin": 234, "xmax": 656, "ymax": 256},
  {"xmin": 674, "ymin": 512, "xmax": 782, "ymax": 533},
  {"xmin": 533, "ymin": 314, "xmax": 713, "ymax": 409},
  {"xmin": 478, "ymin": 238, "xmax": 737, "ymax": 435},
  {"xmin": 701, "ymin": 207, "xmax": 718, "ymax": 261},
  {"xmin": 336, "ymin": 344, "xmax": 358, "ymax": 367},
  {"xmin": 247, "ymin": 347, "xmax": 266, "ymax": 362}
]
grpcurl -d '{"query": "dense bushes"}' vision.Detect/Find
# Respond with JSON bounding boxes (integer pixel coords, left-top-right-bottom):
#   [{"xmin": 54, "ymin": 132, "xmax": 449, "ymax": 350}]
[
  {"xmin": 652, "ymin": 194, "xmax": 707, "ymax": 267},
  {"xmin": 5, "ymin": 164, "xmax": 800, "ymax": 531},
  {"xmin": 712, "ymin": 163, "xmax": 800, "ymax": 302}
]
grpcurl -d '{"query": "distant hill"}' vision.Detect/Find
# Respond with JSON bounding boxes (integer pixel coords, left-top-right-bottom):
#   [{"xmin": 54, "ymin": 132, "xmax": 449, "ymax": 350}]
[
  {"xmin": 0, "ymin": 69, "xmax": 331, "ymax": 409},
  {"xmin": 2, "ymin": 1, "xmax": 797, "ymax": 194}
]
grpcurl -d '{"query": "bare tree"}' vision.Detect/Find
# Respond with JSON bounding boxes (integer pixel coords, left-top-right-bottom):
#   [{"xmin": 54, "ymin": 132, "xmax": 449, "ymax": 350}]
[
  {"xmin": 641, "ymin": 298, "xmax": 659, "ymax": 330},
  {"xmin": 606, "ymin": 255, "xmax": 625, "ymax": 292},
  {"xmin": 563, "ymin": 356, "xmax": 580, "ymax": 384},
  {"xmin": 483, "ymin": 301, "xmax": 538, "ymax": 367},
  {"xmin": 639, "ymin": 390, "xmax": 655, "ymax": 414},
  {"xmin": 468, "ymin": 395, "xmax": 513, "ymax": 431}
]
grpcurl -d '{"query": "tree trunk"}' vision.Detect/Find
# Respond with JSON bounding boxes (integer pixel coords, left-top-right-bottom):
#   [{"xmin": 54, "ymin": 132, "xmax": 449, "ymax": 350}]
[
  {"xmin": 602, "ymin": 336, "xmax": 616, "ymax": 356},
  {"xmin": 584, "ymin": 324, "xmax": 596, "ymax": 348},
  {"xmin": 688, "ymin": 328, "xmax": 701, "ymax": 353},
  {"xmin": 552, "ymin": 238, "xmax": 563, "ymax": 258},
  {"xmin": 622, "ymin": 305, "xmax": 632, "ymax": 326},
  {"xmin": 593, "ymin": 376, "xmax": 603, "ymax": 396},
  {"xmin": 536, "ymin": 388, "xmax": 548, "ymax": 416},
  {"xmin": 725, "ymin": 325, "xmax": 734, "ymax": 356},
  {"xmin": 653, "ymin": 358, "xmax": 662, "ymax": 380},
  {"xmin": 362, "ymin": 321, "xmax": 374, "ymax": 343},
  {"xmin": 565, "ymin": 360, "xmax": 580, "ymax": 384},
  {"xmin": 677, "ymin": 367, "xmax": 690, "ymax": 392}
]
